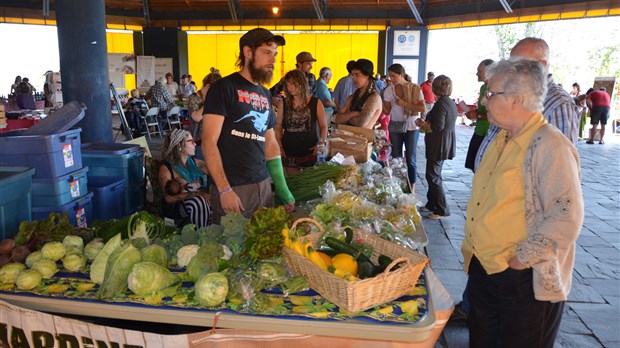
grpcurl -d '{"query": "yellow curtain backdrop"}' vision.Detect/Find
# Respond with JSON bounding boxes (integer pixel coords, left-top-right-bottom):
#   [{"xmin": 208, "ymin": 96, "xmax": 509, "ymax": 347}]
[
  {"xmin": 187, "ymin": 32, "xmax": 379, "ymax": 91},
  {"xmin": 106, "ymin": 31, "xmax": 136, "ymax": 91}
]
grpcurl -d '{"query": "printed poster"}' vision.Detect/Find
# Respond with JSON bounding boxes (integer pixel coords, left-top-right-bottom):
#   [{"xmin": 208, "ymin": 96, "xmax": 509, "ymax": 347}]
[
  {"xmin": 393, "ymin": 30, "xmax": 421, "ymax": 56},
  {"xmin": 155, "ymin": 58, "xmax": 174, "ymax": 83}
]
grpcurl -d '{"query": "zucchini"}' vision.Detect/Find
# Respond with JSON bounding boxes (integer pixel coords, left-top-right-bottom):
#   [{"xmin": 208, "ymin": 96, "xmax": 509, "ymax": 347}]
[
  {"xmin": 358, "ymin": 261, "xmax": 375, "ymax": 279},
  {"xmin": 378, "ymin": 254, "xmax": 400, "ymax": 271},
  {"xmin": 324, "ymin": 237, "xmax": 372, "ymax": 264},
  {"xmin": 317, "ymin": 248, "xmax": 339, "ymax": 257},
  {"xmin": 343, "ymin": 227, "xmax": 354, "ymax": 244}
]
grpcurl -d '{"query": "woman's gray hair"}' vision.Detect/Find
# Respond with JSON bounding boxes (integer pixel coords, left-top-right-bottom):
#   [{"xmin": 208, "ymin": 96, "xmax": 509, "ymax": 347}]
[{"xmin": 486, "ymin": 57, "xmax": 547, "ymax": 113}]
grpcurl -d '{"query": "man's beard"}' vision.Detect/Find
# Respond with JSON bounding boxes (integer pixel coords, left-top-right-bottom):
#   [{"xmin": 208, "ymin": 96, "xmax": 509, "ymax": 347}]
[{"xmin": 248, "ymin": 55, "xmax": 273, "ymax": 85}]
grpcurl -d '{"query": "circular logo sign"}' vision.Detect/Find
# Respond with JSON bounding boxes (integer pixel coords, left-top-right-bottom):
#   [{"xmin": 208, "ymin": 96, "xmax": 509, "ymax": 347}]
[
  {"xmin": 397, "ymin": 35, "xmax": 407, "ymax": 44},
  {"xmin": 408, "ymin": 35, "xmax": 416, "ymax": 43}
]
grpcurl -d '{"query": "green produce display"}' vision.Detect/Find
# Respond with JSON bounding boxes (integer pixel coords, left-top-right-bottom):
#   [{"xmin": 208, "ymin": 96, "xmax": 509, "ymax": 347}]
[
  {"xmin": 127, "ymin": 262, "xmax": 181, "ymax": 297},
  {"xmin": 195, "ymin": 272, "xmax": 229, "ymax": 306},
  {"xmin": 285, "ymin": 164, "xmax": 354, "ymax": 202},
  {"xmin": 140, "ymin": 245, "xmax": 168, "ymax": 267},
  {"xmin": 90, "ymin": 234, "xmax": 122, "ymax": 284},
  {"xmin": 98, "ymin": 243, "xmax": 142, "ymax": 299}
]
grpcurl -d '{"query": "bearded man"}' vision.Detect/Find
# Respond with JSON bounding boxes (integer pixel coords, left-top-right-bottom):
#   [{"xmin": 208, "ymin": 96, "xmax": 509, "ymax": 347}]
[{"xmin": 202, "ymin": 28, "xmax": 295, "ymax": 223}]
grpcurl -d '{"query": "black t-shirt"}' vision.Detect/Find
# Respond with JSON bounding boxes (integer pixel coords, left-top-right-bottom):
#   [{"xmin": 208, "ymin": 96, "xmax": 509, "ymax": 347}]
[{"xmin": 203, "ymin": 72, "xmax": 276, "ymax": 186}]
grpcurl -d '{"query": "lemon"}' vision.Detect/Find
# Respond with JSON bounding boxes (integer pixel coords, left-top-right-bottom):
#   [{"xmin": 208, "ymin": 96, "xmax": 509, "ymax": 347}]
[{"xmin": 331, "ymin": 253, "xmax": 358, "ymax": 276}]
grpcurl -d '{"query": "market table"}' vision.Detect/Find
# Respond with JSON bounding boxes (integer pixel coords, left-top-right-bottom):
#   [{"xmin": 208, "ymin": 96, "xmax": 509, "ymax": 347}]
[{"xmin": 0, "ymin": 268, "xmax": 453, "ymax": 347}]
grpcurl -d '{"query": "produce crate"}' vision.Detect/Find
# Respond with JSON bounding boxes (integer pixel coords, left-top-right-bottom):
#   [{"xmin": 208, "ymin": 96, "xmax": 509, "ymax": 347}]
[
  {"xmin": 31, "ymin": 166, "xmax": 89, "ymax": 207},
  {"xmin": 32, "ymin": 192, "xmax": 94, "ymax": 228},
  {"xmin": 88, "ymin": 176, "xmax": 126, "ymax": 221},
  {"xmin": 0, "ymin": 166, "xmax": 35, "ymax": 239},
  {"xmin": 0, "ymin": 128, "xmax": 82, "ymax": 179},
  {"xmin": 284, "ymin": 221, "xmax": 428, "ymax": 314}
]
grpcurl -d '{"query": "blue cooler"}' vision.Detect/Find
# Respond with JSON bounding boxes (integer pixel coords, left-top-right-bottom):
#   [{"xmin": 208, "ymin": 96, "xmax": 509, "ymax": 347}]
[
  {"xmin": 0, "ymin": 166, "xmax": 35, "ymax": 239},
  {"xmin": 32, "ymin": 166, "xmax": 89, "ymax": 207},
  {"xmin": 88, "ymin": 176, "xmax": 126, "ymax": 221},
  {"xmin": 32, "ymin": 192, "xmax": 94, "ymax": 228}
]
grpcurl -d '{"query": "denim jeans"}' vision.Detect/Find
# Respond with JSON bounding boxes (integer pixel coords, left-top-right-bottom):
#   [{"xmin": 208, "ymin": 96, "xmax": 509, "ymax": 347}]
[{"xmin": 390, "ymin": 130, "xmax": 419, "ymax": 185}]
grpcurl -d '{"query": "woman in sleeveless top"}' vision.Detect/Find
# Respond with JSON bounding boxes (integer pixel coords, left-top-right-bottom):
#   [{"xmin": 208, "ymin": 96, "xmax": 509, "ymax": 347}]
[
  {"xmin": 159, "ymin": 129, "xmax": 212, "ymax": 227},
  {"xmin": 188, "ymin": 68, "xmax": 222, "ymax": 160},
  {"xmin": 276, "ymin": 69, "xmax": 327, "ymax": 167}
]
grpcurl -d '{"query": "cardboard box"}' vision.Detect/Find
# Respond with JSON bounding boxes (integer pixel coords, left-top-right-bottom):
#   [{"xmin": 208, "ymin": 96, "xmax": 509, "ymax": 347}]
[
  {"xmin": 335, "ymin": 124, "xmax": 375, "ymax": 142},
  {"xmin": 328, "ymin": 132, "xmax": 373, "ymax": 163}
]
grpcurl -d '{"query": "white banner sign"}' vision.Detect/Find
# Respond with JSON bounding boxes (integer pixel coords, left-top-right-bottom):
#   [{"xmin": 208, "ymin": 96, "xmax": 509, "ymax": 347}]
[
  {"xmin": 155, "ymin": 58, "xmax": 174, "ymax": 83},
  {"xmin": 0, "ymin": 300, "xmax": 190, "ymax": 348},
  {"xmin": 137, "ymin": 56, "xmax": 156, "ymax": 88}
]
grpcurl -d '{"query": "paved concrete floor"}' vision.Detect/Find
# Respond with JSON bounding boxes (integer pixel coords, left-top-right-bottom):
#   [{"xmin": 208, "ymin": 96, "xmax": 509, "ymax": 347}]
[
  {"xmin": 125, "ymin": 118, "xmax": 619, "ymax": 347},
  {"xmin": 415, "ymin": 123, "xmax": 620, "ymax": 348}
]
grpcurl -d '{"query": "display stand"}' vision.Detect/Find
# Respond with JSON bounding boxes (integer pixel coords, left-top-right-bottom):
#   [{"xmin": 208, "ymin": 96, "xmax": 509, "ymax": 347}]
[{"xmin": 110, "ymin": 82, "xmax": 133, "ymax": 141}]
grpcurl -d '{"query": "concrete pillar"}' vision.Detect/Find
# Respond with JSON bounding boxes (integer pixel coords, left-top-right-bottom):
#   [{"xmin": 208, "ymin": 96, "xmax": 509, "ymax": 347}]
[{"xmin": 56, "ymin": 0, "xmax": 111, "ymax": 143}]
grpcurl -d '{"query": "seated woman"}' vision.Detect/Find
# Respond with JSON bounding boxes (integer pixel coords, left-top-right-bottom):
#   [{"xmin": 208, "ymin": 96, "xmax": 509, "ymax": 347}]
[
  {"xmin": 159, "ymin": 129, "xmax": 212, "ymax": 227},
  {"xmin": 275, "ymin": 69, "xmax": 327, "ymax": 167},
  {"xmin": 16, "ymin": 82, "xmax": 36, "ymax": 110}
]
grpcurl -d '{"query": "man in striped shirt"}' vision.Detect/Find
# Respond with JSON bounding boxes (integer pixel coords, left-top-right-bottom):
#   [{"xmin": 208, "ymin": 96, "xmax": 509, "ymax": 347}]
[{"xmin": 474, "ymin": 37, "xmax": 580, "ymax": 170}]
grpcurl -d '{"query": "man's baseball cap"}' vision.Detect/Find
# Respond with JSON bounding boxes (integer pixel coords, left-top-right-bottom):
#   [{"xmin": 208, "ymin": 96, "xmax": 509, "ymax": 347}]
[
  {"xmin": 239, "ymin": 28, "xmax": 285, "ymax": 51},
  {"xmin": 296, "ymin": 52, "xmax": 317, "ymax": 63}
]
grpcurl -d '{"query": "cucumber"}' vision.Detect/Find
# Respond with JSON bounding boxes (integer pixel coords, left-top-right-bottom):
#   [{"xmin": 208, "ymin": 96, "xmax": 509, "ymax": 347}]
[{"xmin": 324, "ymin": 237, "xmax": 372, "ymax": 264}]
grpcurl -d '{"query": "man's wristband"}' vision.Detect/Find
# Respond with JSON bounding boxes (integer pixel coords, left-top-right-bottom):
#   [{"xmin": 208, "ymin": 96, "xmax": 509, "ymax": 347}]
[{"xmin": 219, "ymin": 187, "xmax": 233, "ymax": 196}]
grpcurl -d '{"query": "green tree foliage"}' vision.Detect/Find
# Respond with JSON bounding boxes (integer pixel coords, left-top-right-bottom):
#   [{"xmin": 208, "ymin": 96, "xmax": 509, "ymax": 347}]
[{"xmin": 588, "ymin": 45, "xmax": 620, "ymax": 77}]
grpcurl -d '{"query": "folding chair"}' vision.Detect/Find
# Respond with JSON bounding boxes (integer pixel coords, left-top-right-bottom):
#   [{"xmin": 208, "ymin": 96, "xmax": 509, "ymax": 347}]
[
  {"xmin": 140, "ymin": 107, "xmax": 162, "ymax": 140},
  {"xmin": 166, "ymin": 106, "xmax": 182, "ymax": 130}
]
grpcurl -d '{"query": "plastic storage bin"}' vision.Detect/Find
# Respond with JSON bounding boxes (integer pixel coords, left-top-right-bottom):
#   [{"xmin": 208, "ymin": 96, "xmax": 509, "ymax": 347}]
[
  {"xmin": 0, "ymin": 128, "xmax": 82, "ymax": 179},
  {"xmin": 0, "ymin": 167, "xmax": 35, "ymax": 239},
  {"xmin": 81, "ymin": 143, "xmax": 146, "ymax": 214},
  {"xmin": 32, "ymin": 192, "xmax": 94, "ymax": 228},
  {"xmin": 31, "ymin": 166, "xmax": 89, "ymax": 207},
  {"xmin": 81, "ymin": 143, "xmax": 145, "ymax": 187},
  {"xmin": 88, "ymin": 176, "xmax": 126, "ymax": 221}
]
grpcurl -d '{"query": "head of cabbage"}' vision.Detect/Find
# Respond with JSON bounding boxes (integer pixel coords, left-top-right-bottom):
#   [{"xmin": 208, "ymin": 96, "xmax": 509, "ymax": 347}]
[
  {"xmin": 63, "ymin": 253, "xmax": 87, "ymax": 272},
  {"xmin": 41, "ymin": 242, "xmax": 66, "ymax": 261},
  {"xmin": 31, "ymin": 258, "xmax": 58, "ymax": 279},
  {"xmin": 140, "ymin": 245, "xmax": 168, "ymax": 268},
  {"xmin": 127, "ymin": 262, "xmax": 180, "ymax": 297},
  {"xmin": 16, "ymin": 269, "xmax": 42, "ymax": 290},
  {"xmin": 0, "ymin": 262, "xmax": 26, "ymax": 284},
  {"xmin": 194, "ymin": 272, "xmax": 228, "ymax": 307}
]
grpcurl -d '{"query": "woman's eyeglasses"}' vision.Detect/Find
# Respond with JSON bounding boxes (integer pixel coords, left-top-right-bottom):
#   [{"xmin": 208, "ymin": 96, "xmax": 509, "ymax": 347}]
[{"xmin": 485, "ymin": 90, "xmax": 506, "ymax": 99}]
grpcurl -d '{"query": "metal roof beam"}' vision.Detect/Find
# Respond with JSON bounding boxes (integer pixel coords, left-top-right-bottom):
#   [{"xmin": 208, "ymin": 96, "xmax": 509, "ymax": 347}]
[
  {"xmin": 406, "ymin": 0, "xmax": 424, "ymax": 25},
  {"xmin": 228, "ymin": 0, "xmax": 239, "ymax": 23},
  {"xmin": 499, "ymin": 0, "xmax": 514, "ymax": 13}
]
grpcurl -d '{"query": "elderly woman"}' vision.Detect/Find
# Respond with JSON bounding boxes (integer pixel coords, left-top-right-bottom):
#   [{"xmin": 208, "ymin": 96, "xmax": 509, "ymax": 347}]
[
  {"xmin": 461, "ymin": 58, "xmax": 583, "ymax": 348},
  {"xmin": 276, "ymin": 69, "xmax": 327, "ymax": 167},
  {"xmin": 159, "ymin": 129, "xmax": 212, "ymax": 227},
  {"xmin": 416, "ymin": 75, "xmax": 457, "ymax": 219}
]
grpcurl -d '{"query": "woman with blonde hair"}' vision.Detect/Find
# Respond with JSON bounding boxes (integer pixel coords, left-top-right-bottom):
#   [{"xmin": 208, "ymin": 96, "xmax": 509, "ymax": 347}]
[
  {"xmin": 276, "ymin": 69, "xmax": 327, "ymax": 167},
  {"xmin": 188, "ymin": 67, "xmax": 222, "ymax": 160},
  {"xmin": 159, "ymin": 129, "xmax": 212, "ymax": 227}
]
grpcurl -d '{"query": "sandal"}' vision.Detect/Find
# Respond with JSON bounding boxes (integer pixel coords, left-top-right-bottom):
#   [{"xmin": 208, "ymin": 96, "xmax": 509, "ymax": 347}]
[
  {"xmin": 586, "ymin": 140, "xmax": 594, "ymax": 144},
  {"xmin": 599, "ymin": 141, "xmax": 605, "ymax": 144}
]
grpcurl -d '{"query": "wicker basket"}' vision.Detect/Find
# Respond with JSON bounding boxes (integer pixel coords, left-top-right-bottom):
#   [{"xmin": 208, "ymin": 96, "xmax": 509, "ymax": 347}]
[{"xmin": 283, "ymin": 219, "xmax": 429, "ymax": 314}]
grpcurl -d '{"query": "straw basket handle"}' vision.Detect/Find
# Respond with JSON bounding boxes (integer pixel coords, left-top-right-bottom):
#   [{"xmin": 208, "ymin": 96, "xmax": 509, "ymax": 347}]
[
  {"xmin": 291, "ymin": 217, "xmax": 324, "ymax": 233},
  {"xmin": 380, "ymin": 257, "xmax": 411, "ymax": 279}
]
